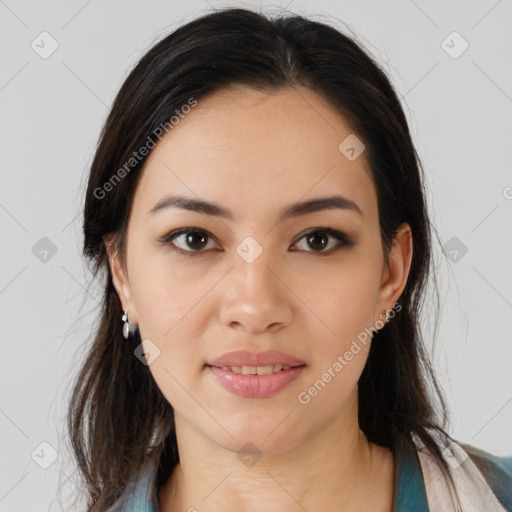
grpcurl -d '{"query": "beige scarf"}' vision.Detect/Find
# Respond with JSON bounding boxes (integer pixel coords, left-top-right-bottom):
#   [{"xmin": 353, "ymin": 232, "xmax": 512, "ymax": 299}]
[{"xmin": 412, "ymin": 432, "xmax": 506, "ymax": 511}]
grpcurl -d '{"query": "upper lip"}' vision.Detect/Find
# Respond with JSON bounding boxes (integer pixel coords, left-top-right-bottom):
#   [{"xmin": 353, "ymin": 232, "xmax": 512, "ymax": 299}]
[{"xmin": 206, "ymin": 349, "xmax": 306, "ymax": 368}]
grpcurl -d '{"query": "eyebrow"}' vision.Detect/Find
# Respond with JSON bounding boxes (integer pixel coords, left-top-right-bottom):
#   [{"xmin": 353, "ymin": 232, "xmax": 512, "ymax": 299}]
[{"xmin": 148, "ymin": 194, "xmax": 363, "ymax": 220}]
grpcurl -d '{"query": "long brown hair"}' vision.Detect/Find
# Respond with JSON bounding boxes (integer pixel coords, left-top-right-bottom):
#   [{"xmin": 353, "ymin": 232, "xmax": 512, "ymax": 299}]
[{"xmin": 68, "ymin": 7, "xmax": 462, "ymax": 510}]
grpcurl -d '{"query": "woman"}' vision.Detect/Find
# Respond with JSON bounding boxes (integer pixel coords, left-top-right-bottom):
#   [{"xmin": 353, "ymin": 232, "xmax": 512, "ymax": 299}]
[{"xmin": 68, "ymin": 7, "xmax": 512, "ymax": 512}]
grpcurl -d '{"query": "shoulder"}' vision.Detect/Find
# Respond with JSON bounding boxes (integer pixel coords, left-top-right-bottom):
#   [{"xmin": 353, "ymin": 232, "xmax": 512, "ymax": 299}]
[
  {"xmin": 410, "ymin": 432, "xmax": 512, "ymax": 512},
  {"xmin": 460, "ymin": 442, "xmax": 512, "ymax": 511}
]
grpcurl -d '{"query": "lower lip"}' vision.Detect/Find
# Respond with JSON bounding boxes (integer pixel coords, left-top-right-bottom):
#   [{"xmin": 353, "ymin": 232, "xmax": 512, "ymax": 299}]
[{"xmin": 206, "ymin": 365, "xmax": 306, "ymax": 398}]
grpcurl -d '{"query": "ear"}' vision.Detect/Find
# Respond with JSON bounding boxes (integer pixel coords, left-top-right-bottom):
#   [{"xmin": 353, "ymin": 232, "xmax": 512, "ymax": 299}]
[
  {"xmin": 374, "ymin": 223, "xmax": 413, "ymax": 323},
  {"xmin": 104, "ymin": 233, "xmax": 138, "ymax": 323}
]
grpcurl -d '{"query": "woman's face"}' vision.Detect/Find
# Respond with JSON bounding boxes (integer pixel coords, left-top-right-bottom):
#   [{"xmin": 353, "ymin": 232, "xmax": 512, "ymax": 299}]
[{"xmin": 107, "ymin": 85, "xmax": 412, "ymax": 455}]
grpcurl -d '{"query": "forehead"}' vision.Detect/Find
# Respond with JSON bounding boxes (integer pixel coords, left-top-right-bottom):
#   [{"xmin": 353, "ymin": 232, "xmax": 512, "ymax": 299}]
[{"xmin": 131, "ymin": 85, "xmax": 377, "ymax": 225}]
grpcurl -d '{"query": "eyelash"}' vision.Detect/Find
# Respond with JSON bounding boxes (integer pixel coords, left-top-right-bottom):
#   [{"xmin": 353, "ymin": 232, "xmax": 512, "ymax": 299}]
[{"xmin": 158, "ymin": 227, "xmax": 355, "ymax": 257}]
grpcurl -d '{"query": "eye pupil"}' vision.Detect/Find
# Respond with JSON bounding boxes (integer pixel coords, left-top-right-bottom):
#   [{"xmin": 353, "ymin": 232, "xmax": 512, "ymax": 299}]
[
  {"xmin": 187, "ymin": 231, "xmax": 208, "ymax": 250},
  {"xmin": 307, "ymin": 232, "xmax": 328, "ymax": 251}
]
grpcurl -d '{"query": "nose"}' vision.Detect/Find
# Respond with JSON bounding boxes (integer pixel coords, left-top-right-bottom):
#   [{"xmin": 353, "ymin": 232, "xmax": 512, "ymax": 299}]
[{"xmin": 218, "ymin": 245, "xmax": 293, "ymax": 334}]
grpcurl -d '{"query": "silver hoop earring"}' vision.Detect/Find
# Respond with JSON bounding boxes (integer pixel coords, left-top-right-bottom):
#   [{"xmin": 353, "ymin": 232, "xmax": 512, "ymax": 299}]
[{"xmin": 122, "ymin": 310, "xmax": 138, "ymax": 339}]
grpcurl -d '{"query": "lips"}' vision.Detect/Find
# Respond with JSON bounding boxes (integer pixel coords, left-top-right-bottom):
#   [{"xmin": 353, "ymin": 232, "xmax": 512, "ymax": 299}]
[
  {"xmin": 206, "ymin": 349, "xmax": 306, "ymax": 369},
  {"xmin": 207, "ymin": 364, "xmax": 305, "ymax": 398}
]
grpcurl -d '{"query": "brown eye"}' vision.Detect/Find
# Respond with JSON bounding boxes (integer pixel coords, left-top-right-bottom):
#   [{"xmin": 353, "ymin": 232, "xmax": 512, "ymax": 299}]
[
  {"xmin": 159, "ymin": 228, "xmax": 219, "ymax": 256},
  {"xmin": 291, "ymin": 228, "xmax": 354, "ymax": 254},
  {"xmin": 306, "ymin": 231, "xmax": 329, "ymax": 251},
  {"xmin": 181, "ymin": 231, "xmax": 209, "ymax": 250}
]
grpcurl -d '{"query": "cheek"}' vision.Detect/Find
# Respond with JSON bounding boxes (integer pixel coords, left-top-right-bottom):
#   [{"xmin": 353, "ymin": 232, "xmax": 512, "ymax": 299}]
[
  {"xmin": 305, "ymin": 267, "xmax": 380, "ymax": 345},
  {"xmin": 134, "ymin": 275, "xmax": 208, "ymax": 409},
  {"xmin": 298, "ymin": 306, "xmax": 372, "ymax": 414},
  {"xmin": 295, "ymin": 338, "xmax": 370, "ymax": 430},
  {"xmin": 130, "ymin": 254, "xmax": 210, "ymax": 342},
  {"xmin": 129, "ymin": 262, "xmax": 216, "ymax": 401},
  {"xmin": 299, "ymin": 265, "xmax": 379, "ymax": 402}
]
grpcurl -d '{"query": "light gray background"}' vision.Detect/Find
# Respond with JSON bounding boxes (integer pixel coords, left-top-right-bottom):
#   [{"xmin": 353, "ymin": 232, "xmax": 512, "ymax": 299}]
[{"xmin": 1, "ymin": 0, "xmax": 511, "ymax": 510}]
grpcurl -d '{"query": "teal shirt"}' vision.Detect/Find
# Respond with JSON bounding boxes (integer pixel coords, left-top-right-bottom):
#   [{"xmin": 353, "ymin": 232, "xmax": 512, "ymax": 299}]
[{"xmin": 123, "ymin": 442, "xmax": 512, "ymax": 511}]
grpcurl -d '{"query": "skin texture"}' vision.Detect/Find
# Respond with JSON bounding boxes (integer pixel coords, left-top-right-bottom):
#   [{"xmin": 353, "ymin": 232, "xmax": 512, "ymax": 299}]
[{"xmin": 106, "ymin": 85, "xmax": 413, "ymax": 512}]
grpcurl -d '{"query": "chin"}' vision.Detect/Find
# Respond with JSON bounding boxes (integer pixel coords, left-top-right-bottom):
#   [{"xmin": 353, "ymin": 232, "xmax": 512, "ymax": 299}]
[{"xmin": 206, "ymin": 421, "xmax": 306, "ymax": 457}]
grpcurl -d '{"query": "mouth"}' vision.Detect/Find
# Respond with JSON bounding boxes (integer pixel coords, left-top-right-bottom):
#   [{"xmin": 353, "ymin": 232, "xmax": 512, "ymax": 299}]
[
  {"xmin": 205, "ymin": 363, "xmax": 305, "ymax": 375},
  {"xmin": 205, "ymin": 363, "xmax": 307, "ymax": 398},
  {"xmin": 206, "ymin": 348, "xmax": 306, "ymax": 369}
]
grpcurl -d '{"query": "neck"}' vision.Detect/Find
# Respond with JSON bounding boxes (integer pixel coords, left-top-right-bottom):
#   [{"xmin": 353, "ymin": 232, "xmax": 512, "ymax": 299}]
[{"xmin": 159, "ymin": 393, "xmax": 395, "ymax": 512}]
